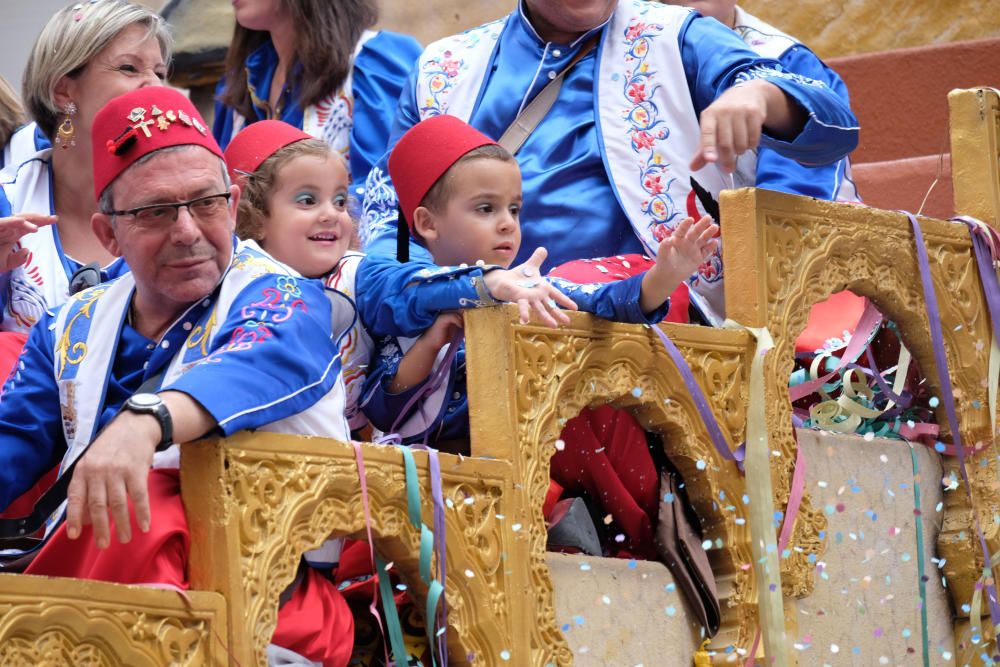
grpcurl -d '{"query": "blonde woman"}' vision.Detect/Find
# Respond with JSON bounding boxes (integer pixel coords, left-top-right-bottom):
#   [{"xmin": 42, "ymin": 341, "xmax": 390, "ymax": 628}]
[{"xmin": 0, "ymin": 0, "xmax": 171, "ymax": 339}]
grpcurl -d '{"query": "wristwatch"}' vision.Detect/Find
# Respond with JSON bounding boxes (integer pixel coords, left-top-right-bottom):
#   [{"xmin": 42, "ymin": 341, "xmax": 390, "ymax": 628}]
[{"xmin": 124, "ymin": 393, "xmax": 173, "ymax": 451}]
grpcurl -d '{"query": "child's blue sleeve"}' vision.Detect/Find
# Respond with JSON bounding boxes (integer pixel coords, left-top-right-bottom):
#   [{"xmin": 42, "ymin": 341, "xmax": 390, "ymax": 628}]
[
  {"xmin": 753, "ymin": 45, "xmax": 856, "ymax": 200},
  {"xmin": 547, "ymin": 273, "xmax": 670, "ymax": 324},
  {"xmin": 354, "ymin": 255, "xmax": 494, "ymax": 338}
]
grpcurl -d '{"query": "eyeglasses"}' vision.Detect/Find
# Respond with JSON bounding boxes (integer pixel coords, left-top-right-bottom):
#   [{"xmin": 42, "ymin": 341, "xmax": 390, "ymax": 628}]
[{"xmin": 110, "ymin": 192, "xmax": 232, "ymax": 228}]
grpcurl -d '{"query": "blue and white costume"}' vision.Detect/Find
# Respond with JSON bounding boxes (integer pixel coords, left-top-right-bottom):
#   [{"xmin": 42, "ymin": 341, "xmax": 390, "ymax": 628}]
[
  {"xmin": 361, "ymin": 266, "xmax": 669, "ymax": 444},
  {"xmin": 213, "ymin": 30, "xmax": 422, "ymax": 189},
  {"xmin": 731, "ymin": 6, "xmax": 860, "ymax": 202},
  {"xmin": 0, "ymin": 123, "xmax": 50, "ymax": 172},
  {"xmin": 0, "ymin": 240, "xmax": 351, "ymax": 544},
  {"xmin": 0, "ymin": 148, "xmax": 129, "ymax": 333},
  {"xmin": 360, "ymin": 0, "xmax": 859, "ymax": 323}
]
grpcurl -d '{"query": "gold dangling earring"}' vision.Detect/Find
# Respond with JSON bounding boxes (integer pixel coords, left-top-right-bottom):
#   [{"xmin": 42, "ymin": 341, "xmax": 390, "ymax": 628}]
[{"xmin": 55, "ymin": 102, "xmax": 77, "ymax": 149}]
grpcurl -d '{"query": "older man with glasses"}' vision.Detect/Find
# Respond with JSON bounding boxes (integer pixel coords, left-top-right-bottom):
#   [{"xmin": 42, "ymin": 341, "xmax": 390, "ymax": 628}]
[{"xmin": 0, "ymin": 87, "xmax": 358, "ymax": 665}]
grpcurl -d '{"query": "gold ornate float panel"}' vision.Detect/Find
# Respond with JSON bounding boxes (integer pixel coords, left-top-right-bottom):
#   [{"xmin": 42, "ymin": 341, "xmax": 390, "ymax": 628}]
[
  {"xmin": 464, "ymin": 308, "xmax": 763, "ymax": 662},
  {"xmin": 0, "ymin": 573, "xmax": 228, "ymax": 666},
  {"xmin": 721, "ymin": 162, "xmax": 1000, "ymax": 664}
]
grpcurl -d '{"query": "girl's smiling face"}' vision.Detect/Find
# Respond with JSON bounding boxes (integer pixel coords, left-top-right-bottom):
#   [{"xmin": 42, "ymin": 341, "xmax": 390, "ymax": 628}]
[{"xmin": 260, "ymin": 152, "xmax": 353, "ymax": 278}]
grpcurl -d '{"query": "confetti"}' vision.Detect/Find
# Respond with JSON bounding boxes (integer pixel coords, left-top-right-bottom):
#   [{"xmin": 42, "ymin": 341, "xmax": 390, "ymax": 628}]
[
  {"xmin": 665, "ymin": 605, "xmax": 677, "ymax": 617},
  {"xmin": 554, "ymin": 439, "xmax": 566, "ymax": 451},
  {"xmin": 696, "ymin": 459, "xmax": 707, "ymax": 470},
  {"xmin": 500, "ymin": 650, "xmax": 511, "ymax": 661},
  {"xmin": 464, "ymin": 569, "xmax": 475, "ymax": 578},
  {"xmin": 631, "ymin": 387, "xmax": 643, "ymax": 398},
  {"xmin": 511, "ymin": 523, "xmax": 522, "ymax": 532}
]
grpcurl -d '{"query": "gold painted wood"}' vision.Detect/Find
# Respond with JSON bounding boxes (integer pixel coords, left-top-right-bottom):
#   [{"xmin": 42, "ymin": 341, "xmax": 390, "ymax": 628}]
[
  {"xmin": 182, "ymin": 433, "xmax": 532, "ymax": 666},
  {"xmin": 466, "ymin": 307, "xmax": 765, "ymax": 662},
  {"xmin": 0, "ymin": 573, "xmax": 228, "ymax": 665},
  {"xmin": 722, "ymin": 186, "xmax": 999, "ymax": 663},
  {"xmin": 950, "ymin": 88, "xmax": 1000, "ymax": 225}
]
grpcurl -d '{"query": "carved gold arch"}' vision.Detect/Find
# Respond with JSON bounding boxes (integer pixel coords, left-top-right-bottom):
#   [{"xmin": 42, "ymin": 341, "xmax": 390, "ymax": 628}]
[
  {"xmin": 722, "ymin": 183, "xmax": 1000, "ymax": 664},
  {"xmin": 0, "ymin": 574, "xmax": 228, "ymax": 665},
  {"xmin": 464, "ymin": 307, "xmax": 790, "ymax": 660},
  {"xmin": 182, "ymin": 433, "xmax": 530, "ymax": 667}
]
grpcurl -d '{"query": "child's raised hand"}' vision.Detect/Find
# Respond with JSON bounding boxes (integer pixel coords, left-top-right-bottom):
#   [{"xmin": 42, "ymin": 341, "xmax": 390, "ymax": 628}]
[
  {"xmin": 640, "ymin": 215, "xmax": 719, "ymax": 315},
  {"xmin": 483, "ymin": 247, "xmax": 578, "ymax": 328}
]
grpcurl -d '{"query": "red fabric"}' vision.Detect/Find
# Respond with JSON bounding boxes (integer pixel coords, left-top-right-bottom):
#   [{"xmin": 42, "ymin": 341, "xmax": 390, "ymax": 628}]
[
  {"xmin": 543, "ymin": 479, "xmax": 563, "ymax": 522},
  {"xmin": 26, "ymin": 469, "xmax": 353, "ymax": 666},
  {"xmin": 92, "ymin": 87, "xmax": 222, "ymax": 200},
  {"xmin": 222, "ymin": 120, "xmax": 312, "ymax": 187},
  {"xmin": 0, "ymin": 466, "xmax": 58, "ymax": 520},
  {"xmin": 550, "ymin": 405, "xmax": 660, "ymax": 559},
  {"xmin": 795, "ymin": 291, "xmax": 867, "ymax": 353},
  {"xmin": 547, "ymin": 254, "xmax": 690, "ymax": 323},
  {"xmin": 388, "ymin": 115, "xmax": 497, "ymax": 229},
  {"xmin": 272, "ymin": 567, "xmax": 354, "ymax": 667},
  {"xmin": 0, "ymin": 331, "xmax": 27, "ymax": 383}
]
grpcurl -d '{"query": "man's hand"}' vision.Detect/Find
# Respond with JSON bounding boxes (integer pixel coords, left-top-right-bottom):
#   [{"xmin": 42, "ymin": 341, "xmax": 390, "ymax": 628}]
[
  {"xmin": 65, "ymin": 411, "xmax": 158, "ymax": 548},
  {"xmin": 483, "ymin": 248, "xmax": 578, "ymax": 327},
  {"xmin": 640, "ymin": 215, "xmax": 719, "ymax": 314},
  {"xmin": 64, "ymin": 391, "xmax": 215, "ymax": 549},
  {"xmin": 690, "ymin": 79, "xmax": 807, "ymax": 173},
  {"xmin": 0, "ymin": 213, "xmax": 56, "ymax": 272}
]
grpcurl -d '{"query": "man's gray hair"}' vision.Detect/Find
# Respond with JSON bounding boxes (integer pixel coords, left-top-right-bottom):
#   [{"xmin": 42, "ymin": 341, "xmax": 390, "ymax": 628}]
[{"xmin": 98, "ymin": 145, "xmax": 231, "ymax": 215}]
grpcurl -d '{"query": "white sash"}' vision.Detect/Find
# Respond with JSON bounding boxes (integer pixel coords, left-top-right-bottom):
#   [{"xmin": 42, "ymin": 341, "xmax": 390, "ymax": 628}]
[
  {"xmin": 0, "ymin": 149, "xmax": 69, "ymax": 333},
  {"xmin": 414, "ymin": 2, "xmax": 731, "ymax": 322},
  {"xmin": 322, "ymin": 251, "xmax": 374, "ymax": 430},
  {"xmin": 733, "ymin": 6, "xmax": 798, "ymax": 60}
]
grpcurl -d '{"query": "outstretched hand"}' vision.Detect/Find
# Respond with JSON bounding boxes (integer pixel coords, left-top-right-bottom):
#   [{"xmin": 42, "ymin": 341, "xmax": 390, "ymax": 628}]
[
  {"xmin": 690, "ymin": 79, "xmax": 806, "ymax": 173},
  {"xmin": 483, "ymin": 247, "xmax": 578, "ymax": 327},
  {"xmin": 640, "ymin": 215, "xmax": 719, "ymax": 314},
  {"xmin": 0, "ymin": 213, "xmax": 56, "ymax": 272}
]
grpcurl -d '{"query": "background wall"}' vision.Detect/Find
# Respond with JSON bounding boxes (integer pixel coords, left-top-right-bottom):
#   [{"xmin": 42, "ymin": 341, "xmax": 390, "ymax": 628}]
[{"xmin": 738, "ymin": 0, "xmax": 1000, "ymax": 60}]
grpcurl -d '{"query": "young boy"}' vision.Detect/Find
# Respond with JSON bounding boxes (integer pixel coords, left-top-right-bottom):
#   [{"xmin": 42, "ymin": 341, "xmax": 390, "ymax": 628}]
[{"xmin": 361, "ymin": 115, "xmax": 718, "ymax": 450}]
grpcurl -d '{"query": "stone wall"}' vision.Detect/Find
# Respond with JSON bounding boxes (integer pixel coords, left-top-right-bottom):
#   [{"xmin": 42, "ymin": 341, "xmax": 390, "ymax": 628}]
[
  {"xmin": 378, "ymin": 1, "xmax": 1000, "ymax": 59},
  {"xmin": 702, "ymin": 0, "xmax": 998, "ymax": 59}
]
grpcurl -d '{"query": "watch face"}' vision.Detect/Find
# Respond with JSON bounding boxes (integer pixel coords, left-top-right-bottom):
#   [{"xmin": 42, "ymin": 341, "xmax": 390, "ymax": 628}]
[{"xmin": 130, "ymin": 393, "xmax": 161, "ymax": 408}]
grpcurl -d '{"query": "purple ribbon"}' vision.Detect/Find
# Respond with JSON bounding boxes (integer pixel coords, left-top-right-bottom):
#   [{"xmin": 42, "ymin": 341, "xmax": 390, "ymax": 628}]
[
  {"xmin": 907, "ymin": 212, "xmax": 1000, "ymax": 629},
  {"xmin": 651, "ymin": 324, "xmax": 745, "ymax": 464}
]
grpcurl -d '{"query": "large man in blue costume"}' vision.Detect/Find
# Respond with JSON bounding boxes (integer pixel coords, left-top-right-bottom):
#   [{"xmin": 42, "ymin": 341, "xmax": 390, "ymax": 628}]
[{"xmin": 361, "ymin": 0, "xmax": 860, "ymax": 324}]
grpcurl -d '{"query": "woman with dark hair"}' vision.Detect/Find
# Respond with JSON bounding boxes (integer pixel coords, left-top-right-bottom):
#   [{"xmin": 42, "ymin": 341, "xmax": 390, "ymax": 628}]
[{"xmin": 214, "ymin": 0, "xmax": 421, "ymax": 189}]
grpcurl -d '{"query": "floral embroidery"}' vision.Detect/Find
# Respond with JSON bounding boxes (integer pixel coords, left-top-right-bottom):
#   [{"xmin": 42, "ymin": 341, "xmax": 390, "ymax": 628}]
[
  {"xmin": 419, "ymin": 50, "xmax": 465, "ymax": 117},
  {"xmin": 417, "ymin": 19, "xmax": 504, "ymax": 118},
  {"xmin": 201, "ymin": 321, "xmax": 275, "ymax": 364},
  {"xmin": 241, "ymin": 280, "xmax": 307, "ymax": 324},
  {"xmin": 734, "ymin": 64, "xmax": 825, "ymax": 89},
  {"xmin": 620, "ymin": 18, "xmax": 682, "ymax": 242},
  {"xmin": 359, "ymin": 164, "xmax": 397, "ymax": 247}
]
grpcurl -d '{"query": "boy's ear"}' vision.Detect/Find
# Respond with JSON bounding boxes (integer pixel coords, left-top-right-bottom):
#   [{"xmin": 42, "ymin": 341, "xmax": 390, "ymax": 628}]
[{"xmin": 412, "ymin": 206, "xmax": 438, "ymax": 242}]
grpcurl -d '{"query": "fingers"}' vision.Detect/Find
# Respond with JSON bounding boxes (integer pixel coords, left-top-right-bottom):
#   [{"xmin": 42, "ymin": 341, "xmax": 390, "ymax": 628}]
[
  {"xmin": 65, "ymin": 473, "xmax": 87, "ymax": 540},
  {"xmin": 125, "ymin": 467, "xmax": 151, "ymax": 536},
  {"xmin": 524, "ymin": 246, "xmax": 548, "ymax": 269},
  {"xmin": 108, "ymin": 476, "xmax": 132, "ymax": 543},
  {"xmin": 690, "ymin": 115, "xmax": 717, "ymax": 172},
  {"xmin": 518, "ymin": 298, "xmax": 531, "ymax": 325},
  {"xmin": 714, "ymin": 116, "xmax": 735, "ymax": 172},
  {"xmin": 0, "ymin": 214, "xmax": 55, "ymax": 244},
  {"xmin": 86, "ymin": 479, "xmax": 111, "ymax": 550},
  {"xmin": 1, "ymin": 247, "xmax": 29, "ymax": 272}
]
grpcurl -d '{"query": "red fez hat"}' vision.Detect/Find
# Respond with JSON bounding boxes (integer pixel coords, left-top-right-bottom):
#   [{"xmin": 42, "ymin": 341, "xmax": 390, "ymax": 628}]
[
  {"xmin": 223, "ymin": 120, "xmax": 313, "ymax": 186},
  {"xmin": 92, "ymin": 87, "xmax": 223, "ymax": 201},
  {"xmin": 388, "ymin": 115, "xmax": 498, "ymax": 230}
]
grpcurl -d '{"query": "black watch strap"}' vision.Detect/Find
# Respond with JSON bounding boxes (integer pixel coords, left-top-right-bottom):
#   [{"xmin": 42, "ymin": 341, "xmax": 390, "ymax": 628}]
[{"xmin": 124, "ymin": 393, "xmax": 173, "ymax": 450}]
